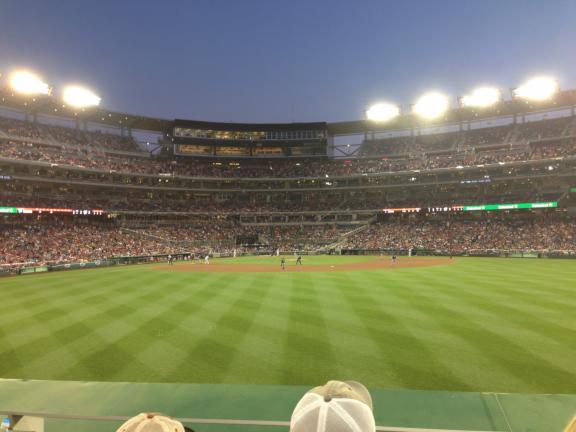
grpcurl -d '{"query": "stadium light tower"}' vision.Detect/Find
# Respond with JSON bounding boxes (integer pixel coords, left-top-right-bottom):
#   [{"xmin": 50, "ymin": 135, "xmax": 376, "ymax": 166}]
[
  {"xmin": 366, "ymin": 102, "xmax": 400, "ymax": 122},
  {"xmin": 461, "ymin": 86, "xmax": 501, "ymax": 108},
  {"xmin": 513, "ymin": 77, "xmax": 559, "ymax": 101},
  {"xmin": 413, "ymin": 92, "xmax": 449, "ymax": 119},
  {"xmin": 8, "ymin": 70, "xmax": 50, "ymax": 95},
  {"xmin": 62, "ymin": 85, "xmax": 101, "ymax": 108}
]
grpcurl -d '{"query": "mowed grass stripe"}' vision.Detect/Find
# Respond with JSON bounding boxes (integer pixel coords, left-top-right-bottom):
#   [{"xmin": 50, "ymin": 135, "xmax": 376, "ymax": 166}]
[
  {"xmin": 0, "ymin": 266, "xmax": 172, "ymax": 329},
  {"xmin": 361, "ymin": 269, "xmax": 489, "ymax": 391},
  {"xmin": 441, "ymin": 274, "xmax": 576, "ymax": 340},
  {"xmin": 5, "ymin": 272, "xmax": 189, "ymax": 351},
  {"xmin": 320, "ymin": 272, "xmax": 389, "ymax": 381},
  {"xmin": 407, "ymin": 265, "xmax": 576, "ymax": 340},
  {"xmin": 332, "ymin": 270, "xmax": 475, "ymax": 391},
  {"xmin": 220, "ymin": 273, "xmax": 293, "ymax": 384},
  {"xmin": 5, "ymin": 272, "xmax": 234, "ymax": 381},
  {"xmin": 417, "ymin": 264, "xmax": 576, "ymax": 348},
  {"xmin": 280, "ymin": 272, "xmax": 339, "ymax": 385},
  {"xmin": 398, "ymin": 270, "xmax": 576, "ymax": 393},
  {"xmin": 167, "ymin": 272, "xmax": 272, "ymax": 383},
  {"xmin": 0, "ymin": 273, "xmax": 146, "ymax": 377},
  {"xmin": 322, "ymin": 271, "xmax": 413, "ymax": 388},
  {"xmin": 422, "ymin": 274, "xmax": 576, "ymax": 377},
  {"xmin": 376, "ymin": 268, "xmax": 540, "ymax": 392},
  {"xmin": 451, "ymin": 259, "xmax": 576, "ymax": 297},
  {"xmin": 0, "ymin": 257, "xmax": 575, "ymax": 393},
  {"xmin": 452, "ymin": 270, "xmax": 576, "ymax": 311},
  {"xmin": 76, "ymin": 272, "xmax": 249, "ymax": 382}
]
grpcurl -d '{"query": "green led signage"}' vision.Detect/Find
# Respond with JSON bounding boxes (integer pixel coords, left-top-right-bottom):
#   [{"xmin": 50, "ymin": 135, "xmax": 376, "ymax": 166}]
[{"xmin": 463, "ymin": 202, "xmax": 557, "ymax": 211}]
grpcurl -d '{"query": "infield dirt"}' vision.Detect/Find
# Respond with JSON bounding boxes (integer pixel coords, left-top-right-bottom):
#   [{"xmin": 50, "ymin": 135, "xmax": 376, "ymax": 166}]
[{"xmin": 155, "ymin": 257, "xmax": 454, "ymax": 272}]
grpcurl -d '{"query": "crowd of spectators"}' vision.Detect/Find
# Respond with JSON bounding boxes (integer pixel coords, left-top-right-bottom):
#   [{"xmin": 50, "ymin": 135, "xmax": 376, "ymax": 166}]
[
  {"xmin": 1, "ymin": 115, "xmax": 576, "ymax": 180},
  {"xmin": 2, "ymin": 136, "xmax": 575, "ymax": 179},
  {"xmin": 0, "ymin": 219, "xmax": 180, "ymax": 267},
  {"xmin": 342, "ymin": 216, "xmax": 576, "ymax": 253},
  {"xmin": 2, "ymin": 213, "xmax": 574, "ymax": 270},
  {"xmin": 514, "ymin": 117, "xmax": 573, "ymax": 142},
  {"xmin": 142, "ymin": 223, "xmax": 343, "ymax": 248},
  {"xmin": 0, "ymin": 138, "xmax": 156, "ymax": 172},
  {"xmin": 0, "ymin": 216, "xmax": 351, "ymax": 268},
  {"xmin": 0, "ymin": 116, "xmax": 139, "ymax": 152}
]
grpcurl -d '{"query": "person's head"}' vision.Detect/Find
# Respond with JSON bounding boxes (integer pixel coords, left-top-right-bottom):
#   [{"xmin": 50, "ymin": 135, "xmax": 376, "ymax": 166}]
[
  {"xmin": 565, "ymin": 415, "xmax": 576, "ymax": 432},
  {"xmin": 116, "ymin": 413, "xmax": 192, "ymax": 432},
  {"xmin": 290, "ymin": 380, "xmax": 375, "ymax": 432}
]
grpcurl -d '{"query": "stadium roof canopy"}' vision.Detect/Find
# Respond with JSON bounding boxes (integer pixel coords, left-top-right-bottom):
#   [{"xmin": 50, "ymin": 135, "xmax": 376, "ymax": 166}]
[{"xmin": 1, "ymin": 86, "xmax": 576, "ymax": 135}]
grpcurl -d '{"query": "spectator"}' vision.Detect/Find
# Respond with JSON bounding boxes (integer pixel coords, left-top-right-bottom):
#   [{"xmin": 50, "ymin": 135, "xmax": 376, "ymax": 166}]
[{"xmin": 290, "ymin": 380, "xmax": 375, "ymax": 432}]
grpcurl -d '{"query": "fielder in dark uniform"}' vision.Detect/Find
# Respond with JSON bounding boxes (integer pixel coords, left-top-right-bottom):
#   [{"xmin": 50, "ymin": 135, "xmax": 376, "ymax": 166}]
[
  {"xmin": 281, "ymin": 257, "xmax": 286, "ymax": 271},
  {"xmin": 296, "ymin": 255, "xmax": 302, "ymax": 265}
]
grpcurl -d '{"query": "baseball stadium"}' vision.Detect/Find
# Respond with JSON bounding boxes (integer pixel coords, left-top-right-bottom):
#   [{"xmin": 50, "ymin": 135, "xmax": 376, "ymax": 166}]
[{"xmin": 1, "ymin": 4, "xmax": 576, "ymax": 432}]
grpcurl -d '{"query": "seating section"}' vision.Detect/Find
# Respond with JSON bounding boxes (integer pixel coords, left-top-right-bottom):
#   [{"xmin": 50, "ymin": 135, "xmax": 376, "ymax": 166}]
[
  {"xmin": 1, "ymin": 214, "xmax": 574, "ymax": 268},
  {"xmin": 0, "ymin": 117, "xmax": 140, "ymax": 152},
  {"xmin": 1, "ymin": 115, "xmax": 575, "ymax": 178},
  {"xmin": 0, "ymin": 217, "xmax": 351, "ymax": 267},
  {"xmin": 342, "ymin": 216, "xmax": 576, "ymax": 252}
]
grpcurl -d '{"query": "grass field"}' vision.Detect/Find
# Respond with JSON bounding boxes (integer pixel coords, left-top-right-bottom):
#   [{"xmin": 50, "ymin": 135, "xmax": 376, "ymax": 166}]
[{"xmin": 1, "ymin": 256, "xmax": 575, "ymax": 394}]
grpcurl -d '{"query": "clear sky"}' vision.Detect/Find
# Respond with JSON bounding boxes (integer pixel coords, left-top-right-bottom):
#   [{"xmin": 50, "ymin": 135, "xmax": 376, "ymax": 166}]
[{"xmin": 1, "ymin": 0, "xmax": 575, "ymax": 123}]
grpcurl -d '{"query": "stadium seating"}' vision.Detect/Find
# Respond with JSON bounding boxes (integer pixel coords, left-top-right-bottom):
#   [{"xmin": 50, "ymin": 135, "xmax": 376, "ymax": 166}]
[
  {"xmin": 341, "ymin": 215, "xmax": 576, "ymax": 254},
  {"xmin": 1, "ymin": 212, "xmax": 574, "ymax": 270},
  {"xmin": 1, "ymin": 113, "xmax": 575, "ymax": 269},
  {"xmin": 1, "ymin": 115, "xmax": 575, "ymax": 178}
]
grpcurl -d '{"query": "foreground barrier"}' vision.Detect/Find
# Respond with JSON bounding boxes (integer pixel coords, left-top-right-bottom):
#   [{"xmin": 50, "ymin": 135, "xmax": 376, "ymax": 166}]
[{"xmin": 0, "ymin": 379, "xmax": 575, "ymax": 432}]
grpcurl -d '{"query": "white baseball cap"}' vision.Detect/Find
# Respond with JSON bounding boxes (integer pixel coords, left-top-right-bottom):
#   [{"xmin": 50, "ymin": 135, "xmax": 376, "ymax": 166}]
[
  {"xmin": 116, "ymin": 413, "xmax": 185, "ymax": 432},
  {"xmin": 290, "ymin": 380, "xmax": 376, "ymax": 432}
]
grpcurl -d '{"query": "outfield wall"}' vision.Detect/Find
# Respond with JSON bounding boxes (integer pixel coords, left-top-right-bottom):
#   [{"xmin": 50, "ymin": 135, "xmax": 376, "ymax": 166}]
[
  {"xmin": 339, "ymin": 248, "xmax": 576, "ymax": 259},
  {"xmin": 3, "ymin": 248, "xmax": 576, "ymax": 278}
]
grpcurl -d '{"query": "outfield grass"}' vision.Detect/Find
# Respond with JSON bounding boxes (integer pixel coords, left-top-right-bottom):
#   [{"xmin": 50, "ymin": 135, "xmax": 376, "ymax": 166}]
[{"xmin": 0, "ymin": 256, "xmax": 575, "ymax": 394}]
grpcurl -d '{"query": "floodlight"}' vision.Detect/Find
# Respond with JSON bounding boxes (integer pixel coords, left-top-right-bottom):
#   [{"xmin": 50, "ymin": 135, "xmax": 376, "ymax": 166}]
[
  {"xmin": 413, "ymin": 92, "xmax": 449, "ymax": 119},
  {"xmin": 461, "ymin": 87, "xmax": 500, "ymax": 108},
  {"xmin": 514, "ymin": 77, "xmax": 558, "ymax": 101},
  {"xmin": 9, "ymin": 70, "xmax": 50, "ymax": 95},
  {"xmin": 366, "ymin": 103, "xmax": 400, "ymax": 122},
  {"xmin": 62, "ymin": 85, "xmax": 101, "ymax": 107}
]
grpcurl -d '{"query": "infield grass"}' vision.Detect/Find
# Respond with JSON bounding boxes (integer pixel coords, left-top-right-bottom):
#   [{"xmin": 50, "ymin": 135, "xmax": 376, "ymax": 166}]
[{"xmin": 0, "ymin": 256, "xmax": 575, "ymax": 394}]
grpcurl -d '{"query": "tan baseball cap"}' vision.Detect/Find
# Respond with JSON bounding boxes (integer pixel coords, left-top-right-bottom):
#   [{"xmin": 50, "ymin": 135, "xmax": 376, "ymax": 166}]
[
  {"xmin": 290, "ymin": 380, "xmax": 375, "ymax": 432},
  {"xmin": 116, "ymin": 413, "xmax": 185, "ymax": 432}
]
